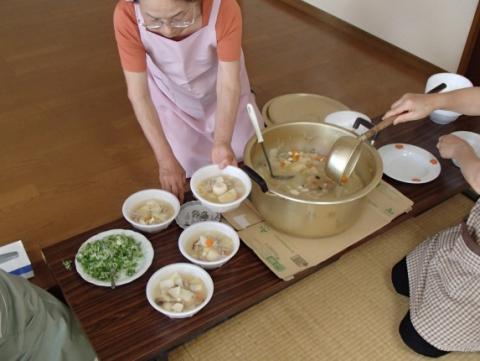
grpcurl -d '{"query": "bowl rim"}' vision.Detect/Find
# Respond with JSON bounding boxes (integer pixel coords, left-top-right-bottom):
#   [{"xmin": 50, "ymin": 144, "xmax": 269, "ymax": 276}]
[
  {"xmin": 122, "ymin": 189, "xmax": 181, "ymax": 229},
  {"xmin": 190, "ymin": 165, "xmax": 252, "ymax": 208},
  {"xmin": 451, "ymin": 130, "xmax": 480, "ymax": 147},
  {"xmin": 178, "ymin": 221, "xmax": 240, "ymax": 267},
  {"xmin": 145, "ymin": 262, "xmax": 214, "ymax": 317},
  {"xmin": 324, "ymin": 110, "xmax": 372, "ymax": 133}
]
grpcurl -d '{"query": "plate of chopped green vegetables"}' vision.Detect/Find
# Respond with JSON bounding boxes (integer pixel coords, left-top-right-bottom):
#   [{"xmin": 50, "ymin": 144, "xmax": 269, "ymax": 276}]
[{"xmin": 75, "ymin": 229, "xmax": 154, "ymax": 287}]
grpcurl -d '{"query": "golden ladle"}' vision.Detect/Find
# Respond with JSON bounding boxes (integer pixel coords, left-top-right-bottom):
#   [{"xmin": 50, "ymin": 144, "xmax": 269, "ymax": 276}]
[{"xmin": 325, "ymin": 115, "xmax": 397, "ymax": 184}]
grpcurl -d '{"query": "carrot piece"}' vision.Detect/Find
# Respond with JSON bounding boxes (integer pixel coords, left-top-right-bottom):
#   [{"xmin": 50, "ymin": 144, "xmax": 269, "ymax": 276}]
[{"xmin": 205, "ymin": 238, "xmax": 214, "ymax": 248}]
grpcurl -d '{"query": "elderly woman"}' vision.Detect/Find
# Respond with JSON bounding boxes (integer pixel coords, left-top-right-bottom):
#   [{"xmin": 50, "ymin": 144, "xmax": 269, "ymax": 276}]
[
  {"xmin": 114, "ymin": 0, "xmax": 259, "ymax": 202},
  {"xmin": 384, "ymin": 87, "xmax": 480, "ymax": 357}
]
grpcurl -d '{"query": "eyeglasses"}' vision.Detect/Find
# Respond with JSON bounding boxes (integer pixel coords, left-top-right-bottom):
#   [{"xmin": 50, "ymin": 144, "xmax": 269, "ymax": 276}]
[{"xmin": 140, "ymin": 3, "xmax": 197, "ymax": 30}]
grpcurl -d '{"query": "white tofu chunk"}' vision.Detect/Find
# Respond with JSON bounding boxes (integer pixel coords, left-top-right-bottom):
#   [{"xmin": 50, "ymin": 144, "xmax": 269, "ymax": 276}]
[
  {"xmin": 158, "ymin": 279, "xmax": 175, "ymax": 289},
  {"xmin": 206, "ymin": 249, "xmax": 220, "ymax": 261},
  {"xmin": 218, "ymin": 188, "xmax": 237, "ymax": 203},
  {"xmin": 167, "ymin": 286, "xmax": 182, "ymax": 299},
  {"xmin": 179, "ymin": 288, "xmax": 195, "ymax": 303},
  {"xmin": 171, "ymin": 303, "xmax": 184, "ymax": 312}
]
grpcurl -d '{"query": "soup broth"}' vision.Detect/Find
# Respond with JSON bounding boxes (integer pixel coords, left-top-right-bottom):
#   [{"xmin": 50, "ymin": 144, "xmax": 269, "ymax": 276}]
[
  {"xmin": 187, "ymin": 231, "xmax": 233, "ymax": 262},
  {"xmin": 131, "ymin": 199, "xmax": 174, "ymax": 225},
  {"xmin": 153, "ymin": 272, "xmax": 206, "ymax": 313},
  {"xmin": 256, "ymin": 148, "xmax": 364, "ymax": 201},
  {"xmin": 196, "ymin": 175, "xmax": 244, "ymax": 204}
]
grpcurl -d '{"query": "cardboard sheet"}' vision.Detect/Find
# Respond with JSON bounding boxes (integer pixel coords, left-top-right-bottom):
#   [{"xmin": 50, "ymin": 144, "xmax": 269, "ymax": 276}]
[{"xmin": 223, "ymin": 181, "xmax": 413, "ymax": 280}]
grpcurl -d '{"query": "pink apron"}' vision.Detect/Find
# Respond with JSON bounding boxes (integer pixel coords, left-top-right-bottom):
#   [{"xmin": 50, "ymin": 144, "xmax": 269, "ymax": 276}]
[{"xmin": 134, "ymin": 0, "xmax": 260, "ymax": 176}]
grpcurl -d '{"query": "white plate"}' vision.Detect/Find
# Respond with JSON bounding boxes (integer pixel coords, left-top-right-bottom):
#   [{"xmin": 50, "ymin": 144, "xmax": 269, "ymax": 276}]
[
  {"xmin": 175, "ymin": 201, "xmax": 221, "ymax": 229},
  {"xmin": 324, "ymin": 110, "xmax": 372, "ymax": 135},
  {"xmin": 75, "ymin": 229, "xmax": 154, "ymax": 287},
  {"xmin": 378, "ymin": 144, "xmax": 441, "ymax": 184},
  {"xmin": 450, "ymin": 131, "xmax": 480, "ymax": 167}
]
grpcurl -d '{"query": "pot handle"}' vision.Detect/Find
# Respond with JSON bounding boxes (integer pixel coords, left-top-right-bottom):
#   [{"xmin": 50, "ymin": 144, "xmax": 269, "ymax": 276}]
[{"xmin": 240, "ymin": 165, "xmax": 269, "ymax": 193}]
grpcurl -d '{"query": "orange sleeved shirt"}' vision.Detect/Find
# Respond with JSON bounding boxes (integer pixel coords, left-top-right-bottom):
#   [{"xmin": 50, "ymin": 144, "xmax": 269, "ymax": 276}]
[{"xmin": 113, "ymin": 0, "xmax": 242, "ymax": 72}]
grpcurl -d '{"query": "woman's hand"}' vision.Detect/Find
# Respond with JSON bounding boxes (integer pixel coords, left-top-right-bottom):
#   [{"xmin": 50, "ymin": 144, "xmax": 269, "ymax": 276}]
[
  {"xmin": 158, "ymin": 155, "xmax": 187, "ymax": 203},
  {"xmin": 383, "ymin": 93, "xmax": 438, "ymax": 125},
  {"xmin": 211, "ymin": 142, "xmax": 237, "ymax": 169},
  {"xmin": 436, "ymin": 134, "xmax": 474, "ymax": 160},
  {"xmin": 437, "ymin": 134, "xmax": 480, "ymax": 193}
]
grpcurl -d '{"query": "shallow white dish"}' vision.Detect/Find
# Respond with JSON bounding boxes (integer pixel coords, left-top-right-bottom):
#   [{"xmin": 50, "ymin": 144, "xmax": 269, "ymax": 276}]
[
  {"xmin": 75, "ymin": 229, "xmax": 154, "ymax": 287},
  {"xmin": 175, "ymin": 201, "xmax": 221, "ymax": 229},
  {"xmin": 378, "ymin": 144, "xmax": 441, "ymax": 184},
  {"xmin": 146, "ymin": 263, "xmax": 214, "ymax": 319},
  {"xmin": 324, "ymin": 110, "xmax": 372, "ymax": 135},
  {"xmin": 122, "ymin": 189, "xmax": 180, "ymax": 233},
  {"xmin": 178, "ymin": 221, "xmax": 240, "ymax": 269},
  {"xmin": 190, "ymin": 165, "xmax": 252, "ymax": 213},
  {"xmin": 450, "ymin": 131, "xmax": 480, "ymax": 167}
]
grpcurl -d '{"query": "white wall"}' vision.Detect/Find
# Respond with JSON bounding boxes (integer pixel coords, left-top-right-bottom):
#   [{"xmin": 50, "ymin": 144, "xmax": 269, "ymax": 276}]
[{"xmin": 304, "ymin": 0, "xmax": 478, "ymax": 72}]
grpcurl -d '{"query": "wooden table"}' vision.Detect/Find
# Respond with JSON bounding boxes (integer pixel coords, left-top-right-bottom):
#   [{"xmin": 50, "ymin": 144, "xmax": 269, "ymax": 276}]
[{"xmin": 42, "ymin": 115, "xmax": 480, "ymax": 361}]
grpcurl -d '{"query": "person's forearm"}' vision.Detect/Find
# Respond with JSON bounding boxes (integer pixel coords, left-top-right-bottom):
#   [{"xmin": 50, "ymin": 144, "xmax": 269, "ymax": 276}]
[
  {"xmin": 214, "ymin": 70, "xmax": 240, "ymax": 146},
  {"xmin": 129, "ymin": 94, "xmax": 174, "ymax": 164},
  {"xmin": 457, "ymin": 154, "xmax": 480, "ymax": 194},
  {"xmin": 432, "ymin": 87, "xmax": 480, "ymax": 115}
]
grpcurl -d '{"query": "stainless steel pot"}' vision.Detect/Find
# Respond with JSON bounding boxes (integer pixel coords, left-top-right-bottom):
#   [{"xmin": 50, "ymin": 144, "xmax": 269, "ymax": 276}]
[{"xmin": 242, "ymin": 122, "xmax": 383, "ymax": 238}]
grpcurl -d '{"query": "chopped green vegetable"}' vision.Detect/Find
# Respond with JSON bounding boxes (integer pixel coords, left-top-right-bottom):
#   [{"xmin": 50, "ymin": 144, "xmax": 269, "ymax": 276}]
[
  {"xmin": 62, "ymin": 259, "xmax": 72, "ymax": 271},
  {"xmin": 76, "ymin": 234, "xmax": 143, "ymax": 282}
]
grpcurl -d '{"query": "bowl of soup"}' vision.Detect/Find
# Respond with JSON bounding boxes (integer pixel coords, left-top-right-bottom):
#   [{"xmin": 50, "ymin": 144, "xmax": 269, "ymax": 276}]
[
  {"xmin": 122, "ymin": 189, "xmax": 180, "ymax": 233},
  {"xmin": 190, "ymin": 165, "xmax": 251, "ymax": 213},
  {"xmin": 243, "ymin": 122, "xmax": 383, "ymax": 237},
  {"xmin": 146, "ymin": 263, "xmax": 214, "ymax": 319},
  {"xmin": 178, "ymin": 221, "xmax": 240, "ymax": 269}
]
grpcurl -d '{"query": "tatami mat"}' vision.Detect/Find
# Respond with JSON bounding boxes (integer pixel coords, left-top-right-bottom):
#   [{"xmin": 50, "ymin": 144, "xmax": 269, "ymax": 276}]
[{"xmin": 169, "ymin": 194, "xmax": 478, "ymax": 361}]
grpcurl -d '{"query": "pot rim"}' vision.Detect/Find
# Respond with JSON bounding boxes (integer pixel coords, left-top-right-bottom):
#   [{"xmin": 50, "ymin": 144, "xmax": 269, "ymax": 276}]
[{"xmin": 243, "ymin": 122, "xmax": 383, "ymax": 205}]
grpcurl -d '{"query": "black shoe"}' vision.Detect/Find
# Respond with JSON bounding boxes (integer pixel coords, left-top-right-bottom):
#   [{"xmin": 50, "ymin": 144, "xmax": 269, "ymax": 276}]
[{"xmin": 399, "ymin": 311, "xmax": 450, "ymax": 358}]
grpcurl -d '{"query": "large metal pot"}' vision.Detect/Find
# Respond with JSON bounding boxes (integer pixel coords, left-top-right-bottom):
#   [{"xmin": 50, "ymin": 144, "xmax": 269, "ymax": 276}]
[{"xmin": 242, "ymin": 122, "xmax": 383, "ymax": 238}]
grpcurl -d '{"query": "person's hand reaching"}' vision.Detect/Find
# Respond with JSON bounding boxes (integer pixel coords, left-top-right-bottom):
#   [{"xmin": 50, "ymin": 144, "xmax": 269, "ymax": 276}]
[
  {"xmin": 383, "ymin": 93, "xmax": 437, "ymax": 125},
  {"xmin": 158, "ymin": 155, "xmax": 187, "ymax": 203},
  {"xmin": 436, "ymin": 134, "xmax": 474, "ymax": 161},
  {"xmin": 211, "ymin": 142, "xmax": 237, "ymax": 169}
]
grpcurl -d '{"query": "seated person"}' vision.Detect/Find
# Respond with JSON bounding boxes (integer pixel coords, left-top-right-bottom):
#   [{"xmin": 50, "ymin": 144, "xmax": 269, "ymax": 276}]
[
  {"xmin": 384, "ymin": 86, "xmax": 480, "ymax": 357},
  {"xmin": 0, "ymin": 269, "xmax": 97, "ymax": 361}
]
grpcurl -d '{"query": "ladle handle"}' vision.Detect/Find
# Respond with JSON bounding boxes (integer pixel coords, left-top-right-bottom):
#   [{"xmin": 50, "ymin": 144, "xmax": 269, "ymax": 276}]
[
  {"xmin": 247, "ymin": 103, "xmax": 264, "ymax": 144},
  {"xmin": 360, "ymin": 115, "xmax": 396, "ymax": 141},
  {"xmin": 359, "ymin": 82, "xmax": 447, "ymax": 141},
  {"xmin": 428, "ymin": 82, "xmax": 447, "ymax": 94}
]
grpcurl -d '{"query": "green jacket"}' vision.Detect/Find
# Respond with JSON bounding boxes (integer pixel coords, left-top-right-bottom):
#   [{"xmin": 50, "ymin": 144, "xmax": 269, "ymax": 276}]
[{"xmin": 0, "ymin": 270, "xmax": 96, "ymax": 361}]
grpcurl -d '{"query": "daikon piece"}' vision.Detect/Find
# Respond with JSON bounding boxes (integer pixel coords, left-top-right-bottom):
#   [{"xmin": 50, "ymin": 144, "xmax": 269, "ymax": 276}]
[{"xmin": 218, "ymin": 188, "xmax": 237, "ymax": 203}]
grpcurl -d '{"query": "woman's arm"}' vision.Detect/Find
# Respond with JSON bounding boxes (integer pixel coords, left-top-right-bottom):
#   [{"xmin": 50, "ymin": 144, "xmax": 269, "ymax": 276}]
[
  {"xmin": 434, "ymin": 87, "xmax": 480, "ymax": 115},
  {"xmin": 212, "ymin": 60, "xmax": 241, "ymax": 168},
  {"xmin": 384, "ymin": 87, "xmax": 480, "ymax": 124},
  {"xmin": 123, "ymin": 70, "xmax": 186, "ymax": 201},
  {"xmin": 437, "ymin": 134, "xmax": 480, "ymax": 193}
]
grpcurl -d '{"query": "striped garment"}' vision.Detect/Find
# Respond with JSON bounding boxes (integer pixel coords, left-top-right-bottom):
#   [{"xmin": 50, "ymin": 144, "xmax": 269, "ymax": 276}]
[{"xmin": 407, "ymin": 199, "xmax": 480, "ymax": 352}]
